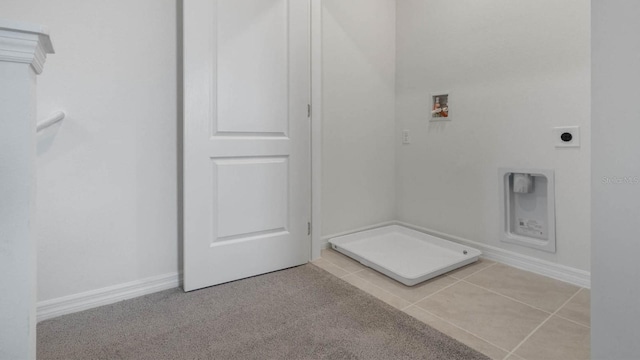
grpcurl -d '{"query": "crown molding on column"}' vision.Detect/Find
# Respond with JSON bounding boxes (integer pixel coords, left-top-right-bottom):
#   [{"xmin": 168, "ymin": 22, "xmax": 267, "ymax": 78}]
[{"xmin": 0, "ymin": 18, "xmax": 55, "ymax": 74}]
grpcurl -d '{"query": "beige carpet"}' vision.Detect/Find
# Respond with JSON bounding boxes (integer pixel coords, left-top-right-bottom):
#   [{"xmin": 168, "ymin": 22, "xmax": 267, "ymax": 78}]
[{"xmin": 37, "ymin": 264, "xmax": 488, "ymax": 359}]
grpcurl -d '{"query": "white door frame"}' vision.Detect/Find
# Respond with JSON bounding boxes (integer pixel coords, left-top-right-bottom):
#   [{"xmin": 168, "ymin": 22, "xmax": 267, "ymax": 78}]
[{"xmin": 310, "ymin": 0, "xmax": 323, "ymax": 260}]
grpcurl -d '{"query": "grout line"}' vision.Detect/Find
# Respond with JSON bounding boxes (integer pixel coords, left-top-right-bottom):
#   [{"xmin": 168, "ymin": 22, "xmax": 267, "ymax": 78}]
[
  {"xmin": 333, "ymin": 267, "xmax": 411, "ymax": 308},
  {"xmin": 460, "ymin": 280, "xmax": 553, "ymax": 315},
  {"xmin": 312, "ymin": 259, "xmax": 350, "ymax": 276},
  {"xmin": 407, "ymin": 305, "xmax": 513, "ymax": 356},
  {"xmin": 552, "ymin": 313, "xmax": 590, "ymax": 329},
  {"xmin": 555, "ymin": 287, "xmax": 588, "ymax": 312},
  {"xmin": 400, "ymin": 262, "xmax": 499, "ymax": 311},
  {"xmin": 448, "ymin": 261, "xmax": 498, "ymax": 281},
  {"xmin": 319, "ymin": 254, "xmax": 366, "ymax": 276},
  {"xmin": 322, "ymin": 250, "xmax": 373, "ymax": 274},
  {"xmin": 340, "ymin": 269, "xmax": 365, "ymax": 278},
  {"xmin": 400, "ymin": 278, "xmax": 461, "ymax": 311},
  {"xmin": 347, "ymin": 276, "xmax": 412, "ymax": 308},
  {"xmin": 503, "ymin": 287, "xmax": 583, "ymax": 360},
  {"xmin": 313, "ymin": 259, "xmax": 362, "ymax": 279},
  {"xmin": 338, "ymin": 264, "xmax": 463, "ymax": 311},
  {"xmin": 459, "ymin": 264, "xmax": 588, "ymax": 316}
]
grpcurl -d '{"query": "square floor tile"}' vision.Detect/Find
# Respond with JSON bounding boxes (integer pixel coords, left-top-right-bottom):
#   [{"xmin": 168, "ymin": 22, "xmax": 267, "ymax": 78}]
[
  {"xmin": 404, "ymin": 306, "xmax": 509, "ymax": 360},
  {"xmin": 447, "ymin": 258, "xmax": 495, "ymax": 279},
  {"xmin": 416, "ymin": 282, "xmax": 549, "ymax": 351},
  {"xmin": 556, "ymin": 288, "xmax": 590, "ymax": 327},
  {"xmin": 465, "ymin": 263, "xmax": 580, "ymax": 312},
  {"xmin": 515, "ymin": 316, "xmax": 590, "ymax": 360},
  {"xmin": 321, "ymin": 249, "xmax": 367, "ymax": 273},
  {"xmin": 354, "ymin": 268, "xmax": 457, "ymax": 303}
]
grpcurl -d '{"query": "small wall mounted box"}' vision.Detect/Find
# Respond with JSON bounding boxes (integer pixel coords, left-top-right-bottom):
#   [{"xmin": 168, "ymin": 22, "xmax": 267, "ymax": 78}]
[
  {"xmin": 402, "ymin": 130, "xmax": 410, "ymax": 144},
  {"xmin": 499, "ymin": 168, "xmax": 556, "ymax": 253},
  {"xmin": 554, "ymin": 126, "xmax": 580, "ymax": 148}
]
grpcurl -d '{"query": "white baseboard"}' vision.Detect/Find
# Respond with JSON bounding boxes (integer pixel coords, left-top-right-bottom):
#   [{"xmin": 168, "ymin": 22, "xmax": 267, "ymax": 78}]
[
  {"xmin": 39, "ymin": 220, "xmax": 590, "ymax": 322},
  {"xmin": 37, "ymin": 272, "xmax": 181, "ymax": 322},
  {"xmin": 320, "ymin": 221, "xmax": 397, "ymax": 248},
  {"xmin": 396, "ymin": 221, "xmax": 591, "ymax": 289}
]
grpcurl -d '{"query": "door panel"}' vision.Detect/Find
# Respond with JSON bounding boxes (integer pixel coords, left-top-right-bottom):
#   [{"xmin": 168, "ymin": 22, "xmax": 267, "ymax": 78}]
[
  {"xmin": 183, "ymin": 0, "xmax": 310, "ymax": 292},
  {"xmin": 217, "ymin": 0, "xmax": 289, "ymax": 135},
  {"xmin": 213, "ymin": 156, "xmax": 288, "ymax": 241}
]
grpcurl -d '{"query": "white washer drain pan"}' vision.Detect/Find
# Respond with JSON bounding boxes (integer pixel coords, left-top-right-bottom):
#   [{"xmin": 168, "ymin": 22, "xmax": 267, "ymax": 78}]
[{"xmin": 329, "ymin": 225, "xmax": 481, "ymax": 286}]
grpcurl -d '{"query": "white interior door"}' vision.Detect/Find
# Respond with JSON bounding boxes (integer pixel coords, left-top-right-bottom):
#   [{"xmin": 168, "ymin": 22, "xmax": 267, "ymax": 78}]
[{"xmin": 183, "ymin": 0, "xmax": 311, "ymax": 292}]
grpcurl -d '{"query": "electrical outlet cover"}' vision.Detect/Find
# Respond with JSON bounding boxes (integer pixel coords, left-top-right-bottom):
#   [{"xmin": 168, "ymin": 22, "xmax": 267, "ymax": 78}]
[
  {"xmin": 554, "ymin": 126, "xmax": 580, "ymax": 148},
  {"xmin": 402, "ymin": 130, "xmax": 410, "ymax": 144}
]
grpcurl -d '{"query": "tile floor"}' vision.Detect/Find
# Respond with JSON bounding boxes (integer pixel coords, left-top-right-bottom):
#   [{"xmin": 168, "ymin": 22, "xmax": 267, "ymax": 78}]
[{"xmin": 313, "ymin": 249, "xmax": 590, "ymax": 360}]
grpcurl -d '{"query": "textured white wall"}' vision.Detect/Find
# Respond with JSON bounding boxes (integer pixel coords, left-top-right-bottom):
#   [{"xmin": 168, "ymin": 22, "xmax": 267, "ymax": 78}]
[
  {"xmin": 2, "ymin": 0, "xmax": 179, "ymax": 302},
  {"xmin": 592, "ymin": 1, "xmax": 640, "ymax": 357},
  {"xmin": 321, "ymin": 0, "xmax": 397, "ymax": 237},
  {"xmin": 395, "ymin": 0, "xmax": 591, "ymax": 270}
]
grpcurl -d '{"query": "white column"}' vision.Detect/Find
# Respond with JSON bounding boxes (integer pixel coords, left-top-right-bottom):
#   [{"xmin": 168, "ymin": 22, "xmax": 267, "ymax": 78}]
[
  {"xmin": 592, "ymin": 2, "xmax": 640, "ymax": 358},
  {"xmin": 0, "ymin": 19, "xmax": 54, "ymax": 360}
]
